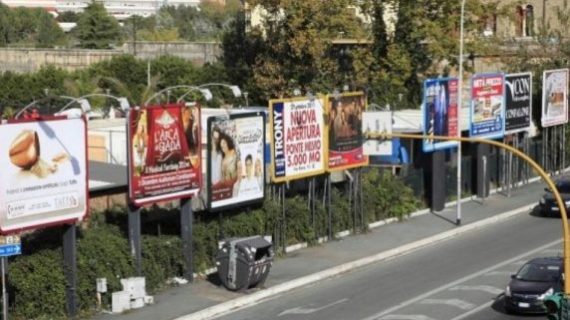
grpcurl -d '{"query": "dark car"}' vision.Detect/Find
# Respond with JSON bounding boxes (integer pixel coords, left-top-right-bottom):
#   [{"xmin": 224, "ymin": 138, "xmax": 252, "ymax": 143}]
[
  {"xmin": 539, "ymin": 176, "xmax": 570, "ymax": 215},
  {"xmin": 504, "ymin": 256, "xmax": 563, "ymax": 314}
]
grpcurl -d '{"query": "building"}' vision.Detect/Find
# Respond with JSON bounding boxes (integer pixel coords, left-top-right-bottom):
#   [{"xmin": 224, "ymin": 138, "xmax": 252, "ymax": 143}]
[
  {"xmin": 482, "ymin": 0, "xmax": 566, "ymax": 39},
  {"xmin": 55, "ymin": 0, "xmax": 204, "ymax": 20}
]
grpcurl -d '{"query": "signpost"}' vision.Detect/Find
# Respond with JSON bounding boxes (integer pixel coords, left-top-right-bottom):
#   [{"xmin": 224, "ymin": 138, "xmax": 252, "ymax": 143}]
[{"xmin": 0, "ymin": 235, "xmax": 20, "ymax": 320}]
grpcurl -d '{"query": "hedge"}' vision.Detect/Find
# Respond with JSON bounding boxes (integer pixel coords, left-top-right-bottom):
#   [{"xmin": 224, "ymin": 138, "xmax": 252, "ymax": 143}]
[{"xmin": 5, "ymin": 168, "xmax": 419, "ymax": 319}]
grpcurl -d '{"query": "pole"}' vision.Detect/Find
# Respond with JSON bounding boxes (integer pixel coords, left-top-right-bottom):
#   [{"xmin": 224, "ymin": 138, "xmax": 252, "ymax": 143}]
[
  {"xmin": 63, "ymin": 224, "xmax": 77, "ymax": 319},
  {"xmin": 456, "ymin": 0, "xmax": 466, "ymax": 226},
  {"xmin": 128, "ymin": 204, "xmax": 142, "ymax": 276},
  {"xmin": 2, "ymin": 258, "xmax": 7, "ymax": 320},
  {"xmin": 180, "ymin": 198, "xmax": 194, "ymax": 282},
  {"xmin": 327, "ymin": 174, "xmax": 332, "ymax": 240}
]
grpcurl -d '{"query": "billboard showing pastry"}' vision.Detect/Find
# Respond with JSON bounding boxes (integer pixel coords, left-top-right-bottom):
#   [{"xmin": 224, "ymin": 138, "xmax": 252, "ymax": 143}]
[
  {"xmin": 542, "ymin": 69, "xmax": 569, "ymax": 127},
  {"xmin": 326, "ymin": 92, "xmax": 368, "ymax": 171},
  {"xmin": 0, "ymin": 117, "xmax": 88, "ymax": 233},
  {"xmin": 270, "ymin": 97, "xmax": 326, "ymax": 182},
  {"xmin": 207, "ymin": 112, "xmax": 265, "ymax": 210},
  {"xmin": 128, "ymin": 103, "xmax": 202, "ymax": 205}
]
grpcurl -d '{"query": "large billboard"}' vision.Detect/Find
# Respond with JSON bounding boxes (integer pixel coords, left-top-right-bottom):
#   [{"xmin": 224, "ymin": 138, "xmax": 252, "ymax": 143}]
[
  {"xmin": 270, "ymin": 97, "xmax": 326, "ymax": 182},
  {"xmin": 505, "ymin": 72, "xmax": 532, "ymax": 133},
  {"xmin": 542, "ymin": 69, "xmax": 569, "ymax": 127},
  {"xmin": 422, "ymin": 77, "xmax": 459, "ymax": 152},
  {"xmin": 128, "ymin": 103, "xmax": 202, "ymax": 206},
  {"xmin": 207, "ymin": 112, "xmax": 265, "ymax": 210},
  {"xmin": 326, "ymin": 92, "xmax": 368, "ymax": 171},
  {"xmin": 470, "ymin": 73, "xmax": 505, "ymax": 139},
  {"xmin": 0, "ymin": 117, "xmax": 88, "ymax": 233}
]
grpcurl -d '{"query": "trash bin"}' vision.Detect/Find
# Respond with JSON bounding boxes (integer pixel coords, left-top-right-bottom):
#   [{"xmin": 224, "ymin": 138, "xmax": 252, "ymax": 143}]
[{"xmin": 215, "ymin": 235, "xmax": 274, "ymax": 291}]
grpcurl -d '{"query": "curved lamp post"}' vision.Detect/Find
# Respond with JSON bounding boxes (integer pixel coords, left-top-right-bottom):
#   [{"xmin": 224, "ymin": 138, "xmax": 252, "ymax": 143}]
[
  {"xmin": 145, "ymin": 85, "xmax": 212, "ymax": 106},
  {"xmin": 198, "ymin": 83, "xmax": 241, "ymax": 98},
  {"xmin": 14, "ymin": 95, "xmax": 78, "ymax": 119},
  {"xmin": 58, "ymin": 93, "xmax": 130, "ymax": 114}
]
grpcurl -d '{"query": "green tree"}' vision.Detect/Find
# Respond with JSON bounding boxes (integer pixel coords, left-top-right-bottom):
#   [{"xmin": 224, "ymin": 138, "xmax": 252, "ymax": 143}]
[
  {"xmin": 75, "ymin": 2, "xmax": 121, "ymax": 49},
  {"xmin": 37, "ymin": 10, "xmax": 66, "ymax": 48},
  {"xmin": 246, "ymin": 0, "xmax": 367, "ymax": 99}
]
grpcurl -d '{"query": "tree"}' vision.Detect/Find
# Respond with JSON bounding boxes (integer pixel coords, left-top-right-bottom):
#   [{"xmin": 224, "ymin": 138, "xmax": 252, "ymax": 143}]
[
  {"xmin": 75, "ymin": 2, "xmax": 120, "ymax": 49},
  {"xmin": 245, "ymin": 0, "xmax": 367, "ymax": 99},
  {"xmin": 37, "ymin": 10, "xmax": 65, "ymax": 48}
]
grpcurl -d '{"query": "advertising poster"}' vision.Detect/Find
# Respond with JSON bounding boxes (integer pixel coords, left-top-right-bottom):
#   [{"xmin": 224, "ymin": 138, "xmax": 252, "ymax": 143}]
[
  {"xmin": 542, "ymin": 69, "xmax": 569, "ymax": 127},
  {"xmin": 270, "ymin": 97, "xmax": 325, "ymax": 182},
  {"xmin": 128, "ymin": 103, "xmax": 201, "ymax": 205},
  {"xmin": 362, "ymin": 111, "xmax": 392, "ymax": 156},
  {"xmin": 207, "ymin": 113, "xmax": 265, "ymax": 210},
  {"xmin": 0, "ymin": 117, "xmax": 88, "ymax": 233},
  {"xmin": 470, "ymin": 73, "xmax": 505, "ymax": 139},
  {"xmin": 422, "ymin": 78, "xmax": 459, "ymax": 152},
  {"xmin": 505, "ymin": 73, "xmax": 532, "ymax": 133},
  {"xmin": 326, "ymin": 92, "xmax": 368, "ymax": 171}
]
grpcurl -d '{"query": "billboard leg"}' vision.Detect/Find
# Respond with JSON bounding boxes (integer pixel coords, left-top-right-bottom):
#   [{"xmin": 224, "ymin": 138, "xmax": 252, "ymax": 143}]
[
  {"xmin": 2, "ymin": 257, "xmax": 7, "ymax": 320},
  {"xmin": 128, "ymin": 204, "xmax": 142, "ymax": 276},
  {"xmin": 327, "ymin": 175, "xmax": 332, "ymax": 241},
  {"xmin": 63, "ymin": 224, "xmax": 77, "ymax": 319},
  {"xmin": 281, "ymin": 185, "xmax": 287, "ymax": 254},
  {"xmin": 181, "ymin": 198, "xmax": 194, "ymax": 282}
]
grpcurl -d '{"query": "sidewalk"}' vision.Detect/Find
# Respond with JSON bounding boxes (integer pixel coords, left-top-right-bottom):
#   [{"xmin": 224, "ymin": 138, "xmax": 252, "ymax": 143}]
[{"xmin": 95, "ymin": 180, "xmax": 546, "ymax": 320}]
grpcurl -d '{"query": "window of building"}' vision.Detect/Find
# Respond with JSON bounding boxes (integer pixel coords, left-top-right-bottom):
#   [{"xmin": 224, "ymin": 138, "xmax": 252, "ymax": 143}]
[{"xmin": 516, "ymin": 4, "xmax": 534, "ymax": 37}]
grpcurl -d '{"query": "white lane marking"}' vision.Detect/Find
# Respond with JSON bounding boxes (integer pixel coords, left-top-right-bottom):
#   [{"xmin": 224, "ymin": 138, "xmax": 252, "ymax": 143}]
[
  {"xmin": 420, "ymin": 299, "xmax": 475, "ymax": 310},
  {"xmin": 359, "ymin": 239, "xmax": 562, "ymax": 320},
  {"xmin": 449, "ymin": 285, "xmax": 503, "ymax": 295},
  {"xmin": 277, "ymin": 298, "xmax": 348, "ymax": 317},
  {"xmin": 449, "ymin": 300, "xmax": 493, "ymax": 320},
  {"xmin": 380, "ymin": 315, "xmax": 436, "ymax": 320},
  {"xmin": 483, "ymin": 271, "xmax": 513, "ymax": 276}
]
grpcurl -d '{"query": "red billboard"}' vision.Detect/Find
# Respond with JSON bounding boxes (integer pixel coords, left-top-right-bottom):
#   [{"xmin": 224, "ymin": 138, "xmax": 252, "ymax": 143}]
[{"xmin": 128, "ymin": 103, "xmax": 202, "ymax": 205}]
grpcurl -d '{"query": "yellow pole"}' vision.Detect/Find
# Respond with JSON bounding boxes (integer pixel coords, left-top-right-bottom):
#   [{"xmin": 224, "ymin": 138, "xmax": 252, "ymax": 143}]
[{"xmin": 367, "ymin": 132, "xmax": 570, "ymax": 293}]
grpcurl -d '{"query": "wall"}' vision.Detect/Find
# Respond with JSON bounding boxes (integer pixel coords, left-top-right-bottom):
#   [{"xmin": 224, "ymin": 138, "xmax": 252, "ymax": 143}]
[{"xmin": 0, "ymin": 42, "xmax": 221, "ymax": 73}]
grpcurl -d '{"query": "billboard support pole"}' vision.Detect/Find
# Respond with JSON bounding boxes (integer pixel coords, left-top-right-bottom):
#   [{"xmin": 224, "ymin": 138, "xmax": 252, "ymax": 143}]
[
  {"xmin": 181, "ymin": 198, "xmax": 194, "ymax": 282},
  {"xmin": 563, "ymin": 125, "xmax": 566, "ymax": 172},
  {"xmin": 128, "ymin": 204, "xmax": 142, "ymax": 276},
  {"xmin": 281, "ymin": 184, "xmax": 286, "ymax": 254},
  {"xmin": 327, "ymin": 174, "xmax": 332, "ymax": 240},
  {"xmin": 359, "ymin": 168, "xmax": 364, "ymax": 230},
  {"xmin": 63, "ymin": 223, "xmax": 77, "ymax": 319},
  {"xmin": 2, "ymin": 257, "xmax": 7, "ymax": 320}
]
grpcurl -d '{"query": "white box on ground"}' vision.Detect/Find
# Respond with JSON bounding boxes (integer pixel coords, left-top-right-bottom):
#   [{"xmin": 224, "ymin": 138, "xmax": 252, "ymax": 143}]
[
  {"xmin": 144, "ymin": 295, "xmax": 154, "ymax": 304},
  {"xmin": 130, "ymin": 297, "xmax": 145, "ymax": 309},
  {"xmin": 121, "ymin": 277, "xmax": 146, "ymax": 299},
  {"xmin": 111, "ymin": 291, "xmax": 131, "ymax": 314}
]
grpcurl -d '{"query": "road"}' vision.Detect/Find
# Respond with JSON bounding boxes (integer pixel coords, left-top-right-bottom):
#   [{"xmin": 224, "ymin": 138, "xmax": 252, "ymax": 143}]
[{"xmin": 215, "ymin": 209, "xmax": 562, "ymax": 320}]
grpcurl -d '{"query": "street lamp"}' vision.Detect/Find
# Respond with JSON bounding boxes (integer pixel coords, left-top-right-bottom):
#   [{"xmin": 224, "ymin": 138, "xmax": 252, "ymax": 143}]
[
  {"xmin": 57, "ymin": 94, "xmax": 131, "ymax": 119},
  {"xmin": 456, "ymin": 0, "xmax": 467, "ymax": 226},
  {"xmin": 145, "ymin": 85, "xmax": 212, "ymax": 106},
  {"xmin": 14, "ymin": 95, "xmax": 78, "ymax": 119}
]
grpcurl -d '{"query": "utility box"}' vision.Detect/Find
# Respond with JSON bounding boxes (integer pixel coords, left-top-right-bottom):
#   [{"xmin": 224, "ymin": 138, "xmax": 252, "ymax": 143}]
[
  {"xmin": 112, "ymin": 291, "xmax": 130, "ymax": 314},
  {"xmin": 216, "ymin": 236, "xmax": 274, "ymax": 292}
]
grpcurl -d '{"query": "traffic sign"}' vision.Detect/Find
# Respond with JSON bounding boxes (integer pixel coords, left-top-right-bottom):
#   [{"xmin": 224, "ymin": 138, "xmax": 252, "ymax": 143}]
[{"xmin": 0, "ymin": 244, "xmax": 20, "ymax": 257}]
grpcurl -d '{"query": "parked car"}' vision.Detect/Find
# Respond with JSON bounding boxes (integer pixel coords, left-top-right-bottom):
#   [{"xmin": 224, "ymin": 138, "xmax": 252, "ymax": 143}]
[
  {"xmin": 538, "ymin": 176, "xmax": 570, "ymax": 216},
  {"xmin": 504, "ymin": 256, "xmax": 563, "ymax": 314}
]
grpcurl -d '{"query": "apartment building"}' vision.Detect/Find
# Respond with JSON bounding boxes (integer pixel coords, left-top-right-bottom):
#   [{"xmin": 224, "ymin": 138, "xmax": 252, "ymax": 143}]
[{"xmin": 56, "ymin": 0, "xmax": 203, "ymax": 20}]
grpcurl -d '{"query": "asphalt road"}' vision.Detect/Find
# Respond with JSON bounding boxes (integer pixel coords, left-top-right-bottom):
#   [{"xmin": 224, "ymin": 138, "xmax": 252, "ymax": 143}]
[{"xmin": 215, "ymin": 209, "xmax": 562, "ymax": 320}]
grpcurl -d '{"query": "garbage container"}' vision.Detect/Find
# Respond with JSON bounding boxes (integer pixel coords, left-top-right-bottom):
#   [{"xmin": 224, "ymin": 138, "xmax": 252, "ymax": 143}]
[{"xmin": 216, "ymin": 236, "xmax": 274, "ymax": 291}]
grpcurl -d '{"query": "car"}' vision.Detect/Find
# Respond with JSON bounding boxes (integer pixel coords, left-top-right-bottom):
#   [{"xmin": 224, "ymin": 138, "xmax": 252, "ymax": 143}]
[
  {"xmin": 504, "ymin": 256, "xmax": 563, "ymax": 314},
  {"xmin": 538, "ymin": 176, "xmax": 570, "ymax": 215}
]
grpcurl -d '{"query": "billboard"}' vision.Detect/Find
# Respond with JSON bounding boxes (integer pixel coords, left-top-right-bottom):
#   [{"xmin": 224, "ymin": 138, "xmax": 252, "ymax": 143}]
[
  {"xmin": 542, "ymin": 69, "xmax": 569, "ymax": 127},
  {"xmin": 422, "ymin": 78, "xmax": 459, "ymax": 152},
  {"xmin": 128, "ymin": 103, "xmax": 202, "ymax": 206},
  {"xmin": 362, "ymin": 111, "xmax": 392, "ymax": 156},
  {"xmin": 270, "ymin": 97, "xmax": 326, "ymax": 182},
  {"xmin": 326, "ymin": 92, "xmax": 368, "ymax": 171},
  {"xmin": 505, "ymin": 72, "xmax": 532, "ymax": 133},
  {"xmin": 0, "ymin": 117, "xmax": 88, "ymax": 233},
  {"xmin": 470, "ymin": 73, "xmax": 505, "ymax": 139},
  {"xmin": 207, "ymin": 112, "xmax": 266, "ymax": 210}
]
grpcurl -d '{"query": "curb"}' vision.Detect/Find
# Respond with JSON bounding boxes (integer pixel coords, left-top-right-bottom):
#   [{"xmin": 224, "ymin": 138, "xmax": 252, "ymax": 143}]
[{"xmin": 174, "ymin": 203, "xmax": 536, "ymax": 320}]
